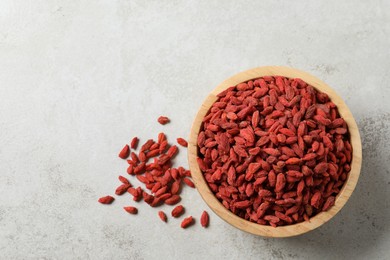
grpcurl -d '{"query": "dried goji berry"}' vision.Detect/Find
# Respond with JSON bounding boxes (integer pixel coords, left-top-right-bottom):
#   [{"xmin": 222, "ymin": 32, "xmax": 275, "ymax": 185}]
[
  {"xmin": 118, "ymin": 144, "xmax": 130, "ymax": 159},
  {"xmin": 200, "ymin": 211, "xmax": 209, "ymax": 228},
  {"xmin": 181, "ymin": 216, "xmax": 194, "ymax": 228},
  {"xmin": 98, "ymin": 195, "xmax": 115, "ymax": 204}
]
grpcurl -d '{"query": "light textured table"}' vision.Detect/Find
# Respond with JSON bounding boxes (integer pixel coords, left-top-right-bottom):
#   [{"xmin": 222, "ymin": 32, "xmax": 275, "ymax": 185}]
[{"xmin": 1, "ymin": 1, "xmax": 389, "ymax": 259}]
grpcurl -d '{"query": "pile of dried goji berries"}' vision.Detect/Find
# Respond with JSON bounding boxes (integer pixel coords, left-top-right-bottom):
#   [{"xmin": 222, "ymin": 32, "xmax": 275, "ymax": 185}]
[
  {"xmin": 99, "ymin": 116, "xmax": 209, "ymax": 229},
  {"xmin": 197, "ymin": 76, "xmax": 352, "ymax": 227}
]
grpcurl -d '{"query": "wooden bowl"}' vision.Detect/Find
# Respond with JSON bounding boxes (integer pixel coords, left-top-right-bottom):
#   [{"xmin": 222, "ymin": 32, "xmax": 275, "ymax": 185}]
[{"xmin": 188, "ymin": 66, "xmax": 362, "ymax": 237}]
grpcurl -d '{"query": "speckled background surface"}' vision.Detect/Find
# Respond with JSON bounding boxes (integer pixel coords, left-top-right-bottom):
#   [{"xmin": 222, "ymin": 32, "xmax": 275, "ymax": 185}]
[{"xmin": 1, "ymin": 1, "xmax": 389, "ymax": 259}]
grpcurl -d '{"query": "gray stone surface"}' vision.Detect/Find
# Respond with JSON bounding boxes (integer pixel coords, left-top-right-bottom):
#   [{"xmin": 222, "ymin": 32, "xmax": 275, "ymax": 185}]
[{"xmin": 0, "ymin": 1, "xmax": 389, "ymax": 259}]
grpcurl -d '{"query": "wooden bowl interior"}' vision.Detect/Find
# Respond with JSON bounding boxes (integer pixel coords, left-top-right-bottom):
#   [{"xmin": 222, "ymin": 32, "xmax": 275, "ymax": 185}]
[{"xmin": 188, "ymin": 66, "xmax": 362, "ymax": 237}]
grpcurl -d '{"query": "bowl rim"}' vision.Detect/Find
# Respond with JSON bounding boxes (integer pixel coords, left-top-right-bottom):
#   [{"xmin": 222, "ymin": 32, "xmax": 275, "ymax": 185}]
[{"xmin": 187, "ymin": 66, "xmax": 362, "ymax": 237}]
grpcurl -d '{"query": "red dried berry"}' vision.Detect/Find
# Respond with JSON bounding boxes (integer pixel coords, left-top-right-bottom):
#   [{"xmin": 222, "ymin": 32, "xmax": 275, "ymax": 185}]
[
  {"xmin": 118, "ymin": 144, "xmax": 130, "ymax": 159},
  {"xmin": 200, "ymin": 211, "xmax": 209, "ymax": 228},
  {"xmin": 167, "ymin": 145, "xmax": 178, "ymax": 158},
  {"xmin": 183, "ymin": 178, "xmax": 195, "ymax": 188},
  {"xmin": 98, "ymin": 196, "xmax": 115, "ymax": 204},
  {"xmin": 118, "ymin": 175, "xmax": 130, "ymax": 185},
  {"xmin": 171, "ymin": 205, "xmax": 185, "ymax": 218},
  {"xmin": 158, "ymin": 211, "xmax": 167, "ymax": 222},
  {"xmin": 115, "ymin": 184, "xmax": 131, "ymax": 195},
  {"xmin": 158, "ymin": 116, "xmax": 170, "ymax": 125},
  {"xmin": 130, "ymin": 137, "xmax": 139, "ymax": 149},
  {"xmin": 123, "ymin": 206, "xmax": 138, "ymax": 214},
  {"xmin": 177, "ymin": 138, "xmax": 188, "ymax": 147},
  {"xmin": 181, "ymin": 216, "xmax": 194, "ymax": 228},
  {"xmin": 165, "ymin": 195, "xmax": 181, "ymax": 205}
]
